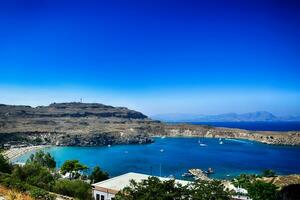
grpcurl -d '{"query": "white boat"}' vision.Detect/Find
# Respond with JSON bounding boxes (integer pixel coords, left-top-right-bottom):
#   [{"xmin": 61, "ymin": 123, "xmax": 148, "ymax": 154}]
[
  {"xmin": 182, "ymin": 172, "xmax": 193, "ymax": 177},
  {"xmin": 219, "ymin": 141, "xmax": 223, "ymax": 145},
  {"xmin": 199, "ymin": 143, "xmax": 207, "ymax": 147},
  {"xmin": 160, "ymin": 149, "xmax": 164, "ymax": 152}
]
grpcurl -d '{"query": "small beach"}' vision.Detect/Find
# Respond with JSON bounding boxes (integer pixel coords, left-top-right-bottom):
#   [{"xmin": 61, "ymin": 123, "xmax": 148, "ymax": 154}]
[{"xmin": 2, "ymin": 145, "xmax": 50, "ymax": 162}]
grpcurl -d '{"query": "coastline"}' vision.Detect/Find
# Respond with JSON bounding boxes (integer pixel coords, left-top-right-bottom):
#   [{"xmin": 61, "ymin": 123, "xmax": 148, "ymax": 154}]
[
  {"xmin": 152, "ymin": 133, "xmax": 300, "ymax": 147},
  {"xmin": 159, "ymin": 124, "xmax": 300, "ymax": 146},
  {"xmin": 2, "ymin": 145, "xmax": 50, "ymax": 162}
]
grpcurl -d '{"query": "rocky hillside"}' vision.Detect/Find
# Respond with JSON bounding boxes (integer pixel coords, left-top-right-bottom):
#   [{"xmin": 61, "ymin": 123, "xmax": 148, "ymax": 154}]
[
  {"xmin": 0, "ymin": 102, "xmax": 299, "ymax": 147},
  {"xmin": 0, "ymin": 102, "xmax": 161, "ymax": 146},
  {"xmin": 158, "ymin": 124, "xmax": 300, "ymax": 146}
]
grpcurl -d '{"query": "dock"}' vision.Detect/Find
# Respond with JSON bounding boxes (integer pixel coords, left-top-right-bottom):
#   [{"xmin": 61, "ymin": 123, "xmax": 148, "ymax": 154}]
[{"xmin": 188, "ymin": 169, "xmax": 211, "ymax": 181}]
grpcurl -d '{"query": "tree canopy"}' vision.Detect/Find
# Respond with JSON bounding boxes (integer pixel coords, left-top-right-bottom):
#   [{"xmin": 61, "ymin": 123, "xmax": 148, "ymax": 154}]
[
  {"xmin": 60, "ymin": 160, "xmax": 88, "ymax": 179},
  {"xmin": 247, "ymin": 180, "xmax": 278, "ymax": 200},
  {"xmin": 190, "ymin": 180, "xmax": 232, "ymax": 200},
  {"xmin": 89, "ymin": 166, "xmax": 109, "ymax": 183},
  {"xmin": 12, "ymin": 163, "xmax": 55, "ymax": 190},
  {"xmin": 0, "ymin": 154, "xmax": 12, "ymax": 173},
  {"xmin": 233, "ymin": 174, "xmax": 278, "ymax": 200},
  {"xmin": 115, "ymin": 177, "xmax": 232, "ymax": 200},
  {"xmin": 262, "ymin": 169, "xmax": 276, "ymax": 177},
  {"xmin": 26, "ymin": 150, "xmax": 56, "ymax": 169}
]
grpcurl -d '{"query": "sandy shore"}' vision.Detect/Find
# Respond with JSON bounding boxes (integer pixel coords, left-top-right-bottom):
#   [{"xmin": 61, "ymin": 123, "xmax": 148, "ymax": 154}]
[{"xmin": 2, "ymin": 145, "xmax": 50, "ymax": 162}]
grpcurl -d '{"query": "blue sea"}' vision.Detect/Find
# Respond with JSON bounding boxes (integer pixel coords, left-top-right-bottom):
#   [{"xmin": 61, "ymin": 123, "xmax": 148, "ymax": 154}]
[
  {"xmin": 189, "ymin": 121, "xmax": 300, "ymax": 131},
  {"xmin": 14, "ymin": 137, "xmax": 300, "ymax": 180}
]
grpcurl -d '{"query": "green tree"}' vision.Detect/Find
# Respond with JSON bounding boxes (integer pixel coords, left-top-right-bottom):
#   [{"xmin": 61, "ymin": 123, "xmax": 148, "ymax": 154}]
[
  {"xmin": 232, "ymin": 174, "xmax": 257, "ymax": 189},
  {"xmin": 116, "ymin": 176, "xmax": 189, "ymax": 200},
  {"xmin": 0, "ymin": 154, "xmax": 12, "ymax": 173},
  {"xmin": 27, "ymin": 150, "xmax": 56, "ymax": 169},
  {"xmin": 116, "ymin": 177, "xmax": 232, "ymax": 200},
  {"xmin": 53, "ymin": 179, "xmax": 92, "ymax": 200},
  {"xmin": 262, "ymin": 169, "xmax": 276, "ymax": 177},
  {"xmin": 247, "ymin": 180, "xmax": 278, "ymax": 200},
  {"xmin": 190, "ymin": 180, "xmax": 232, "ymax": 200},
  {"xmin": 12, "ymin": 163, "xmax": 55, "ymax": 190},
  {"xmin": 60, "ymin": 160, "xmax": 88, "ymax": 179},
  {"xmin": 89, "ymin": 166, "xmax": 109, "ymax": 183}
]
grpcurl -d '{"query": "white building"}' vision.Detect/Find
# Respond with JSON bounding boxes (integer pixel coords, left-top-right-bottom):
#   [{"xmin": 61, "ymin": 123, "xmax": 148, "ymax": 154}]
[{"xmin": 91, "ymin": 172, "xmax": 190, "ymax": 200}]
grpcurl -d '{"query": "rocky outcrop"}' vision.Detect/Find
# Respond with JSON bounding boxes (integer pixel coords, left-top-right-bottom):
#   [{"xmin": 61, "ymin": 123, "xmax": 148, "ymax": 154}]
[
  {"xmin": 0, "ymin": 102, "xmax": 299, "ymax": 147},
  {"xmin": 0, "ymin": 102, "xmax": 160, "ymax": 147}
]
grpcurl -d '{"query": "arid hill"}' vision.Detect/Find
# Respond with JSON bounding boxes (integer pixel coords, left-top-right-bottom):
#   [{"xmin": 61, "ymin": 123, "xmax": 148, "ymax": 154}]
[{"xmin": 0, "ymin": 102, "xmax": 299, "ymax": 147}]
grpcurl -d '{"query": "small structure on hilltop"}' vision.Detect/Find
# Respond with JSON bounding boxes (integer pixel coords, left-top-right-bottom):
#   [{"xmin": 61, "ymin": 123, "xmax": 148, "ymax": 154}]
[{"xmin": 91, "ymin": 172, "xmax": 190, "ymax": 200}]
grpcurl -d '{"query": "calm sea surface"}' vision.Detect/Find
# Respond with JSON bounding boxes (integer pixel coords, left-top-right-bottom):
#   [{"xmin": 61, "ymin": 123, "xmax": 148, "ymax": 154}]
[
  {"xmin": 189, "ymin": 121, "xmax": 300, "ymax": 131},
  {"xmin": 14, "ymin": 138, "xmax": 300, "ymax": 180}
]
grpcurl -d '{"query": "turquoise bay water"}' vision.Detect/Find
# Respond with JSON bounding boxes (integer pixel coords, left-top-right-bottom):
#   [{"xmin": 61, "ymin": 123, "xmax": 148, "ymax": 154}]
[{"xmin": 14, "ymin": 138, "xmax": 300, "ymax": 180}]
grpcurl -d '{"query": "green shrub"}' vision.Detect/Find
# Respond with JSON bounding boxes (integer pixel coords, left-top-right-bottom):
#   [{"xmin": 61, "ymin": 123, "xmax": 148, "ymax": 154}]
[
  {"xmin": 0, "ymin": 172, "xmax": 32, "ymax": 191},
  {"xmin": 0, "ymin": 172, "xmax": 54, "ymax": 200},
  {"xmin": 12, "ymin": 163, "xmax": 55, "ymax": 190},
  {"xmin": 53, "ymin": 179, "xmax": 92, "ymax": 200},
  {"xmin": 247, "ymin": 180, "xmax": 278, "ymax": 200},
  {"xmin": 0, "ymin": 154, "xmax": 12, "ymax": 173},
  {"xmin": 29, "ymin": 188, "xmax": 55, "ymax": 200}
]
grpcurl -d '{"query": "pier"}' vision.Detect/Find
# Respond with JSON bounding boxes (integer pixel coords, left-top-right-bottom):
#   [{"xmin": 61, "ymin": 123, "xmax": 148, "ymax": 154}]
[{"xmin": 188, "ymin": 169, "xmax": 211, "ymax": 181}]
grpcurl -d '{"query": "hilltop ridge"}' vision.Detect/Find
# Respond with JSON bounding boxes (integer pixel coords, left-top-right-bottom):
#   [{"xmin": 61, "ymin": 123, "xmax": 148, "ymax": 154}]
[
  {"xmin": 0, "ymin": 102, "xmax": 159, "ymax": 146},
  {"xmin": 0, "ymin": 102, "xmax": 148, "ymax": 119}
]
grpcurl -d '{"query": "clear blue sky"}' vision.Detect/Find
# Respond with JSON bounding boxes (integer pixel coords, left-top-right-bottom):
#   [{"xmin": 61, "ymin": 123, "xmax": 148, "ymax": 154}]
[{"xmin": 0, "ymin": 0, "xmax": 299, "ymax": 116}]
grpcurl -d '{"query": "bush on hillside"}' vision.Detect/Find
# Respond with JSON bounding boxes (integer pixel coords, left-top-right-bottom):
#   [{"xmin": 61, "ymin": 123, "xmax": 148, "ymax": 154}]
[
  {"xmin": 247, "ymin": 180, "xmax": 278, "ymax": 200},
  {"xmin": 0, "ymin": 172, "xmax": 54, "ymax": 200},
  {"xmin": 0, "ymin": 154, "xmax": 12, "ymax": 173},
  {"xmin": 29, "ymin": 188, "xmax": 55, "ymax": 200},
  {"xmin": 52, "ymin": 179, "xmax": 92, "ymax": 200},
  {"xmin": 12, "ymin": 163, "xmax": 54, "ymax": 190}
]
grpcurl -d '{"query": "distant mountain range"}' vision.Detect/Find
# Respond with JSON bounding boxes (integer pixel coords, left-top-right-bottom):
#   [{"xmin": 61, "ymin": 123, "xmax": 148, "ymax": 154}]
[{"xmin": 151, "ymin": 111, "xmax": 300, "ymax": 122}]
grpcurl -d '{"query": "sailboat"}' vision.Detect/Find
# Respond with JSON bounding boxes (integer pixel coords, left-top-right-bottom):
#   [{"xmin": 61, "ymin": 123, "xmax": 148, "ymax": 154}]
[
  {"xmin": 198, "ymin": 136, "xmax": 207, "ymax": 147},
  {"xmin": 219, "ymin": 138, "xmax": 224, "ymax": 144}
]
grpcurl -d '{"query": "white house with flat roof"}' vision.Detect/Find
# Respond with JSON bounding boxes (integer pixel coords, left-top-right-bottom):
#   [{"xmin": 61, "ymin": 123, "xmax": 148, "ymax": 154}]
[{"xmin": 91, "ymin": 172, "xmax": 190, "ymax": 200}]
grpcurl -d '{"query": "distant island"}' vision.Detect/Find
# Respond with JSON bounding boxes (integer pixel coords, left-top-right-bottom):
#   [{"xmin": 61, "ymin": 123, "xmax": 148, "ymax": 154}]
[
  {"xmin": 152, "ymin": 111, "xmax": 300, "ymax": 122},
  {"xmin": 0, "ymin": 102, "xmax": 300, "ymax": 147}
]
